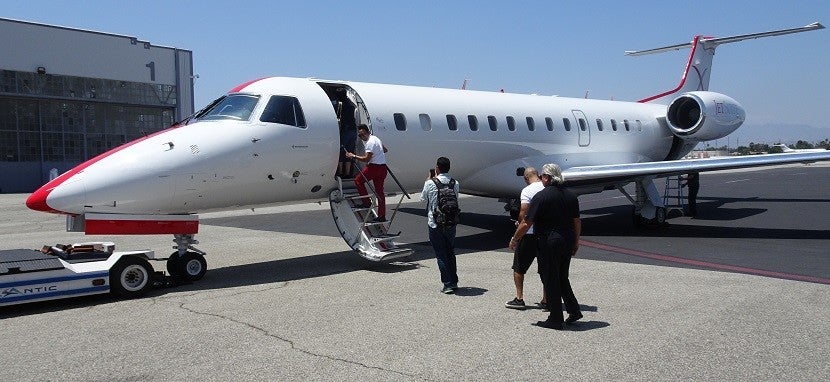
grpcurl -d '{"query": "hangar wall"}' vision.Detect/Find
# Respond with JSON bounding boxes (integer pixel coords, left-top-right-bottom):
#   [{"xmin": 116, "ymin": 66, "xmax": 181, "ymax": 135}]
[{"xmin": 0, "ymin": 18, "xmax": 194, "ymax": 193}]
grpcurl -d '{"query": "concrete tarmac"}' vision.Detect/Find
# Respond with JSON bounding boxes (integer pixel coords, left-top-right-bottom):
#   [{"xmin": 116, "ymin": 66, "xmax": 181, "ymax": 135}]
[{"xmin": 1, "ymin": 163, "xmax": 828, "ymax": 381}]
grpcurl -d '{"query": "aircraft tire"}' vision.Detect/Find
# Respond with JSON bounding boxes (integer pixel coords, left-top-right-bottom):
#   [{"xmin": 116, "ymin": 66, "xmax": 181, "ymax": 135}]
[
  {"xmin": 110, "ymin": 256, "xmax": 154, "ymax": 298},
  {"xmin": 169, "ymin": 252, "xmax": 207, "ymax": 282},
  {"xmin": 632, "ymin": 207, "xmax": 667, "ymax": 227},
  {"xmin": 166, "ymin": 253, "xmax": 181, "ymax": 278},
  {"xmin": 653, "ymin": 207, "xmax": 667, "ymax": 225}
]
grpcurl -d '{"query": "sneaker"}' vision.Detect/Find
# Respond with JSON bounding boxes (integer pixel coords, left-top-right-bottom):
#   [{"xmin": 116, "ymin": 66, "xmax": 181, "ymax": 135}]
[
  {"xmin": 441, "ymin": 286, "xmax": 455, "ymax": 294},
  {"xmin": 505, "ymin": 298, "xmax": 526, "ymax": 310},
  {"xmin": 536, "ymin": 301, "xmax": 549, "ymax": 311}
]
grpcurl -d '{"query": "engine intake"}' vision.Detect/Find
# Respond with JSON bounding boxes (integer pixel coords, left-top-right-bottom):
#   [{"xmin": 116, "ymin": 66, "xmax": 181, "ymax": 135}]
[{"xmin": 666, "ymin": 91, "xmax": 745, "ymax": 142}]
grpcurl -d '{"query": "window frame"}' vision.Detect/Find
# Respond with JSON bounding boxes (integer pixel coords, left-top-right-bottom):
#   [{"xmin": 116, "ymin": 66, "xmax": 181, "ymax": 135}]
[{"xmin": 394, "ymin": 113, "xmax": 407, "ymax": 131}]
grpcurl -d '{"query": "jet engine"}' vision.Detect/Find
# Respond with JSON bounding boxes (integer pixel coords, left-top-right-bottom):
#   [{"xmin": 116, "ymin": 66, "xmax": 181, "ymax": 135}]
[{"xmin": 666, "ymin": 91, "xmax": 746, "ymax": 142}]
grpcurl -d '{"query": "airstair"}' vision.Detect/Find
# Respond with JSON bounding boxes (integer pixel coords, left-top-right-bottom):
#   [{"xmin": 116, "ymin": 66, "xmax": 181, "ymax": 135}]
[
  {"xmin": 663, "ymin": 175, "xmax": 686, "ymax": 216},
  {"xmin": 329, "ymin": 165, "xmax": 413, "ymax": 261}
]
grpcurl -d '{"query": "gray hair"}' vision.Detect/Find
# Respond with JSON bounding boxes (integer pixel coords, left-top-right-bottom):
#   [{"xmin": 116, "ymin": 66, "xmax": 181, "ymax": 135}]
[{"xmin": 541, "ymin": 163, "xmax": 564, "ymax": 185}]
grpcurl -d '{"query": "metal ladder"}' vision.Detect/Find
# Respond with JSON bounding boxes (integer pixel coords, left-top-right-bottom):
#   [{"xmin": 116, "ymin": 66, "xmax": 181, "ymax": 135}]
[
  {"xmin": 328, "ymin": 164, "xmax": 413, "ymax": 261},
  {"xmin": 663, "ymin": 175, "xmax": 686, "ymax": 216}
]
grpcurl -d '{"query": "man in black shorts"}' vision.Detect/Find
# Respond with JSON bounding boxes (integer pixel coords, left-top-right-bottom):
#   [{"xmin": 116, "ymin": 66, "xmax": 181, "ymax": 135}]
[
  {"xmin": 509, "ymin": 163, "xmax": 582, "ymax": 330},
  {"xmin": 505, "ymin": 167, "xmax": 546, "ymax": 310}
]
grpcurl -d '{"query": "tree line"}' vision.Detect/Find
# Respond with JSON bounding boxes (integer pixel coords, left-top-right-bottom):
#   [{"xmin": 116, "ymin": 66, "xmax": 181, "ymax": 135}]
[{"xmin": 704, "ymin": 139, "xmax": 829, "ymax": 155}]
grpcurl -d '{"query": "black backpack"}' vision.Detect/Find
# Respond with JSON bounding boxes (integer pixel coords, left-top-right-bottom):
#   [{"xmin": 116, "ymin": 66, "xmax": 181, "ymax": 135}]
[{"xmin": 431, "ymin": 178, "xmax": 460, "ymax": 226}]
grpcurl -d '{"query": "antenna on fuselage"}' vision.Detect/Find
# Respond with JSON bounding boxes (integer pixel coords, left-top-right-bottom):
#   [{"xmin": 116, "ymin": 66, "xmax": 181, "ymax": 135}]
[{"xmin": 461, "ymin": 79, "xmax": 469, "ymax": 90}]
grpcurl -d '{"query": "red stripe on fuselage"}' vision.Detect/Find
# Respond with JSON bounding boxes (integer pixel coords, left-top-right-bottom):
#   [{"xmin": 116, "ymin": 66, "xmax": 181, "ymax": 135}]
[
  {"xmin": 85, "ymin": 218, "xmax": 199, "ymax": 235},
  {"xmin": 229, "ymin": 77, "xmax": 268, "ymax": 93},
  {"xmin": 25, "ymin": 126, "xmax": 181, "ymax": 214},
  {"xmin": 637, "ymin": 35, "xmax": 702, "ymax": 103}
]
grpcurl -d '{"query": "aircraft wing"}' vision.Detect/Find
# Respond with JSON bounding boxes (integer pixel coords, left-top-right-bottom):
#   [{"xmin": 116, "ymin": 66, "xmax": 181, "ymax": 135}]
[{"xmin": 562, "ymin": 151, "xmax": 830, "ymax": 186}]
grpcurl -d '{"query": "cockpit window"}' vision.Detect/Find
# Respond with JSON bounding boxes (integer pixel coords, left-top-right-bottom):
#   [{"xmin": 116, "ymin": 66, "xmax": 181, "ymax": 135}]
[
  {"xmin": 198, "ymin": 94, "xmax": 260, "ymax": 121},
  {"xmin": 260, "ymin": 95, "xmax": 306, "ymax": 128}
]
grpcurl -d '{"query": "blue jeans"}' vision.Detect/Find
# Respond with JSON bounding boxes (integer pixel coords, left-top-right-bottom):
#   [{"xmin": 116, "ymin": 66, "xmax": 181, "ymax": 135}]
[{"xmin": 428, "ymin": 225, "xmax": 458, "ymax": 288}]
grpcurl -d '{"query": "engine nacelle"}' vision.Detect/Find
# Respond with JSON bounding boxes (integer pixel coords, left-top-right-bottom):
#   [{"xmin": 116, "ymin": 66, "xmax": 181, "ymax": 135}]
[{"xmin": 666, "ymin": 91, "xmax": 745, "ymax": 142}]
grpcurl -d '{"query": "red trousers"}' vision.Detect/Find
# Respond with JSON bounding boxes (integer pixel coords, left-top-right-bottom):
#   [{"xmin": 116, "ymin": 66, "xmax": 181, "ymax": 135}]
[{"xmin": 355, "ymin": 164, "xmax": 387, "ymax": 217}]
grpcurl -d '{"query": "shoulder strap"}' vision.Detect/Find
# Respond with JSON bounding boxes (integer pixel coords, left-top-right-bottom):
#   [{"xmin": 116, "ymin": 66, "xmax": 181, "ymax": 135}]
[{"xmin": 431, "ymin": 178, "xmax": 444, "ymax": 188}]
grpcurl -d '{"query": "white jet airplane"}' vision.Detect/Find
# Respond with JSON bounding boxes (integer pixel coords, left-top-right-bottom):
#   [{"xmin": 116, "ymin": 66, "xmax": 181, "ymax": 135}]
[
  {"xmin": 25, "ymin": 22, "xmax": 830, "ymax": 280},
  {"xmin": 771, "ymin": 143, "xmax": 827, "ymax": 153}
]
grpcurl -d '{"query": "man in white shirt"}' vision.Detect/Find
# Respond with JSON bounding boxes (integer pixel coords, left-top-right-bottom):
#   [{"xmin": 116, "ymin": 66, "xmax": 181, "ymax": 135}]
[
  {"xmin": 345, "ymin": 124, "xmax": 388, "ymax": 222},
  {"xmin": 505, "ymin": 167, "xmax": 546, "ymax": 310}
]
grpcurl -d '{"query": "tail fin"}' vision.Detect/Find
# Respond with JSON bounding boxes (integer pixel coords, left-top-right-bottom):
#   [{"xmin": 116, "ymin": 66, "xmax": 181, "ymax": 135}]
[{"xmin": 630, "ymin": 22, "xmax": 824, "ymax": 104}]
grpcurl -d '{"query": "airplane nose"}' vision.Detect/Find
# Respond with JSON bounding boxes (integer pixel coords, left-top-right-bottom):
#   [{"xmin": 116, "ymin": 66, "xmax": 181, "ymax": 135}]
[
  {"xmin": 25, "ymin": 171, "xmax": 86, "ymax": 214},
  {"xmin": 25, "ymin": 184, "xmax": 53, "ymax": 212}
]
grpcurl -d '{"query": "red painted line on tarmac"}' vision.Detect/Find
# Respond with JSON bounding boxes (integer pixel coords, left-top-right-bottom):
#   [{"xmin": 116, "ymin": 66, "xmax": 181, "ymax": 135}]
[{"xmin": 581, "ymin": 240, "xmax": 830, "ymax": 285}]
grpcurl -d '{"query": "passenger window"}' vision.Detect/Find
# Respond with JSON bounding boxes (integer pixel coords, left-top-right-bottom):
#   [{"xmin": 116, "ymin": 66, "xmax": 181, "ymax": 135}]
[
  {"xmin": 506, "ymin": 116, "xmax": 516, "ymax": 131},
  {"xmin": 563, "ymin": 118, "xmax": 571, "ymax": 132},
  {"xmin": 636, "ymin": 120, "xmax": 643, "ymax": 132},
  {"xmin": 259, "ymin": 95, "xmax": 305, "ymax": 127},
  {"xmin": 611, "ymin": 119, "xmax": 618, "ymax": 131},
  {"xmin": 596, "ymin": 119, "xmax": 604, "ymax": 132},
  {"xmin": 488, "ymin": 116, "xmax": 498, "ymax": 131},
  {"xmin": 468, "ymin": 115, "xmax": 478, "ymax": 131},
  {"xmin": 578, "ymin": 118, "xmax": 588, "ymax": 131},
  {"xmin": 394, "ymin": 113, "xmax": 406, "ymax": 131},
  {"xmin": 545, "ymin": 117, "xmax": 554, "ymax": 131},
  {"xmin": 446, "ymin": 114, "xmax": 458, "ymax": 131},
  {"xmin": 526, "ymin": 117, "xmax": 535, "ymax": 131},
  {"xmin": 623, "ymin": 119, "xmax": 630, "ymax": 131},
  {"xmin": 419, "ymin": 113, "xmax": 432, "ymax": 131}
]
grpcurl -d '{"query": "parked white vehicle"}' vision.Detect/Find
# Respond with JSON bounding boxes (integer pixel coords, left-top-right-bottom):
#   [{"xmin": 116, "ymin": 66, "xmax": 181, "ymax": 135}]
[{"xmin": 1, "ymin": 242, "xmax": 163, "ymax": 306}]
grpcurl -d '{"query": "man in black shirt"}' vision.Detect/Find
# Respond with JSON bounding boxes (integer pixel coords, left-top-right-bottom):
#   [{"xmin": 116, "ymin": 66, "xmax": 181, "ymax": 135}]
[
  {"xmin": 682, "ymin": 172, "xmax": 700, "ymax": 217},
  {"xmin": 509, "ymin": 163, "xmax": 582, "ymax": 330}
]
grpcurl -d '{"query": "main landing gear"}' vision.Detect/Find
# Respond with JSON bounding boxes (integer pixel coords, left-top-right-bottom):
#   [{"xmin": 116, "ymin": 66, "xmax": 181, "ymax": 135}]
[
  {"xmin": 167, "ymin": 234, "xmax": 207, "ymax": 282},
  {"xmin": 619, "ymin": 176, "xmax": 668, "ymax": 227}
]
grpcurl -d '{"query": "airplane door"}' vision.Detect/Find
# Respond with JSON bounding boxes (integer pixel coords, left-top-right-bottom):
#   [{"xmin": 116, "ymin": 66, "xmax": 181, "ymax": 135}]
[{"xmin": 572, "ymin": 110, "xmax": 591, "ymax": 147}]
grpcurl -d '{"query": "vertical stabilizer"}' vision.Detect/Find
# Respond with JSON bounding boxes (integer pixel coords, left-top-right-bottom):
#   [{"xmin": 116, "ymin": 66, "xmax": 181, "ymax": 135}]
[{"xmin": 629, "ymin": 22, "xmax": 824, "ymax": 104}]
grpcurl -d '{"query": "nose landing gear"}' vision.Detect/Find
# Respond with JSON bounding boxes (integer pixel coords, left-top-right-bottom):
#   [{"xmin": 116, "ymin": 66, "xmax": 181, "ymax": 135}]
[{"xmin": 168, "ymin": 234, "xmax": 207, "ymax": 282}]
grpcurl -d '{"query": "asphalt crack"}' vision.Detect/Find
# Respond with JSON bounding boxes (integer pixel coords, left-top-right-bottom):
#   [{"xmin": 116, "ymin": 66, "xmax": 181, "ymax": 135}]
[{"xmin": 177, "ymin": 297, "xmax": 432, "ymax": 381}]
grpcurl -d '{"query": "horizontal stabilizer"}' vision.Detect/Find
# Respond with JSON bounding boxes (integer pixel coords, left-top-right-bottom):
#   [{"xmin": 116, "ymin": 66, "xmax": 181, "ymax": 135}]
[{"xmin": 625, "ymin": 22, "xmax": 824, "ymax": 56}]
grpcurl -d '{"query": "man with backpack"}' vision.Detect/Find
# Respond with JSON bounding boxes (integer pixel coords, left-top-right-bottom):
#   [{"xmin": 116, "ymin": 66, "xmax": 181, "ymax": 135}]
[{"xmin": 420, "ymin": 156, "xmax": 461, "ymax": 294}]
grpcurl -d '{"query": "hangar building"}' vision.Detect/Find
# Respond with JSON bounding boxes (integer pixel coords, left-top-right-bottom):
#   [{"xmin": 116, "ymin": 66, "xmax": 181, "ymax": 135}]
[{"xmin": 0, "ymin": 17, "xmax": 194, "ymax": 193}]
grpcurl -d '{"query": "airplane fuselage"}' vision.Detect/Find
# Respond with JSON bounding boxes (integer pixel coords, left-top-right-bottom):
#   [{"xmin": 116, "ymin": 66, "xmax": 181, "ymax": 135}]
[{"xmin": 31, "ymin": 76, "xmax": 715, "ymax": 216}]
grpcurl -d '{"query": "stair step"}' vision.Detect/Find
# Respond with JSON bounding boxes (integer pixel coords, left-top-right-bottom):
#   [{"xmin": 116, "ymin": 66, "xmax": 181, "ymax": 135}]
[
  {"xmin": 369, "ymin": 236, "xmax": 398, "ymax": 244},
  {"xmin": 329, "ymin": 187, "xmax": 410, "ymax": 263},
  {"xmin": 374, "ymin": 248, "xmax": 414, "ymax": 261},
  {"xmin": 343, "ymin": 193, "xmax": 371, "ymax": 200}
]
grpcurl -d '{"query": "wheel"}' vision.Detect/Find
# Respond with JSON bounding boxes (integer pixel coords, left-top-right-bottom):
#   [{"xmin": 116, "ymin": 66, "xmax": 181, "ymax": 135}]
[
  {"xmin": 169, "ymin": 252, "xmax": 207, "ymax": 282},
  {"xmin": 632, "ymin": 206, "xmax": 666, "ymax": 227},
  {"xmin": 632, "ymin": 206, "xmax": 646, "ymax": 226},
  {"xmin": 504, "ymin": 199, "xmax": 520, "ymax": 221},
  {"xmin": 110, "ymin": 256, "xmax": 154, "ymax": 298},
  {"xmin": 652, "ymin": 207, "xmax": 667, "ymax": 225}
]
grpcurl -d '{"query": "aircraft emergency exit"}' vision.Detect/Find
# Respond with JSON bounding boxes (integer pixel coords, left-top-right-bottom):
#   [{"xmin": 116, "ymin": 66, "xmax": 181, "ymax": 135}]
[{"xmin": 25, "ymin": 22, "xmax": 830, "ymax": 280}]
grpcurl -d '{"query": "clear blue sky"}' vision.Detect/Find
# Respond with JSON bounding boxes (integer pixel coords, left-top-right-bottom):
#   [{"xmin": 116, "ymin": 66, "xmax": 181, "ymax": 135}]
[{"xmin": 3, "ymin": 1, "xmax": 829, "ymax": 134}]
